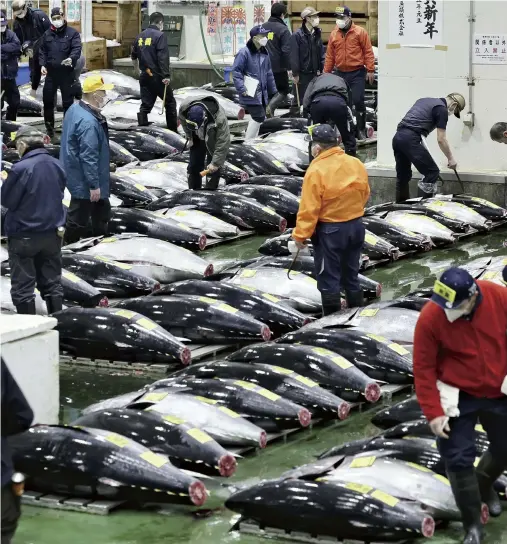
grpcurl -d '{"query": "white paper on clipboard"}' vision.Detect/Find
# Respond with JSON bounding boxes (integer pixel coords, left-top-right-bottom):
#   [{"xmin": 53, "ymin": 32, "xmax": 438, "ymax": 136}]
[{"xmin": 244, "ymin": 75, "xmax": 259, "ymax": 97}]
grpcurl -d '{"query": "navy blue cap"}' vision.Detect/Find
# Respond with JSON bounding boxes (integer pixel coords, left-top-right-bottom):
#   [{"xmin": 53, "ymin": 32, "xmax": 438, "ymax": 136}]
[
  {"xmin": 51, "ymin": 7, "xmax": 63, "ymax": 17},
  {"xmin": 250, "ymin": 25, "xmax": 269, "ymax": 38},
  {"xmin": 308, "ymin": 124, "xmax": 338, "ymax": 144},
  {"xmin": 335, "ymin": 6, "xmax": 352, "ymax": 17},
  {"xmin": 186, "ymin": 104, "xmax": 205, "ymax": 129},
  {"xmin": 431, "ymin": 267, "xmax": 477, "ymax": 309},
  {"xmin": 0, "ymin": 10, "xmax": 7, "ymax": 25}
]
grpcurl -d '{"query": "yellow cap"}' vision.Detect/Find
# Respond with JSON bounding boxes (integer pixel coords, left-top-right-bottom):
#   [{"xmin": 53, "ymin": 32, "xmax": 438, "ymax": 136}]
[{"xmin": 82, "ymin": 75, "xmax": 114, "ymax": 94}]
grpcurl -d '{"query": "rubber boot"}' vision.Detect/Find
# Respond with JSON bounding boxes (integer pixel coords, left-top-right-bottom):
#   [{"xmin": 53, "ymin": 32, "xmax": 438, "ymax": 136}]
[
  {"xmin": 15, "ymin": 300, "xmax": 36, "ymax": 315},
  {"xmin": 245, "ymin": 119, "xmax": 261, "ymax": 140},
  {"xmin": 5, "ymin": 107, "xmax": 18, "ymax": 121},
  {"xmin": 345, "ymin": 290, "xmax": 365, "ymax": 308},
  {"xmin": 447, "ymin": 469, "xmax": 486, "ymax": 544},
  {"xmin": 475, "ymin": 452, "xmax": 505, "ymax": 517},
  {"xmin": 396, "ymin": 181, "xmax": 411, "ymax": 203},
  {"xmin": 356, "ymin": 112, "xmax": 367, "ymax": 141},
  {"xmin": 321, "ymin": 293, "xmax": 342, "ymax": 317},
  {"xmin": 267, "ymin": 92, "xmax": 286, "ymax": 118},
  {"xmin": 417, "ymin": 186, "xmax": 435, "ymax": 199},
  {"xmin": 44, "ymin": 121, "xmax": 54, "ymax": 139},
  {"xmin": 45, "ymin": 296, "xmax": 63, "ymax": 315},
  {"xmin": 137, "ymin": 111, "xmax": 149, "ymax": 126}
]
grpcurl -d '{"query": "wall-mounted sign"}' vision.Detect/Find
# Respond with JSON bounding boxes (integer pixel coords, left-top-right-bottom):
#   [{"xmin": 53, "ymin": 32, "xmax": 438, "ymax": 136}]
[
  {"xmin": 389, "ymin": 0, "xmax": 444, "ymax": 46},
  {"xmin": 473, "ymin": 34, "xmax": 507, "ymax": 64}
]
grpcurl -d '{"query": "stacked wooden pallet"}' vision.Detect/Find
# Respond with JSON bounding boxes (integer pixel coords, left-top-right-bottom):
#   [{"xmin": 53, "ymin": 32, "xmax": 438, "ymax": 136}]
[{"xmin": 288, "ymin": 0, "xmax": 378, "ymax": 45}]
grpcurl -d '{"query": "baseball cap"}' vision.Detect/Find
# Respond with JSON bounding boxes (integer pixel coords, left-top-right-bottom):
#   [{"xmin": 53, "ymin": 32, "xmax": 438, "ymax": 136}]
[
  {"xmin": 431, "ymin": 267, "xmax": 477, "ymax": 309},
  {"xmin": 301, "ymin": 7, "xmax": 319, "ymax": 19},
  {"xmin": 50, "ymin": 7, "xmax": 63, "ymax": 17},
  {"xmin": 447, "ymin": 93, "xmax": 466, "ymax": 119},
  {"xmin": 1, "ymin": 10, "xmax": 7, "ymax": 26},
  {"xmin": 250, "ymin": 25, "xmax": 269, "ymax": 38},
  {"xmin": 14, "ymin": 126, "xmax": 45, "ymax": 142},
  {"xmin": 186, "ymin": 104, "xmax": 206, "ymax": 130},
  {"xmin": 307, "ymin": 124, "xmax": 338, "ymax": 144},
  {"xmin": 82, "ymin": 75, "xmax": 114, "ymax": 94},
  {"xmin": 335, "ymin": 6, "xmax": 352, "ymax": 17}
]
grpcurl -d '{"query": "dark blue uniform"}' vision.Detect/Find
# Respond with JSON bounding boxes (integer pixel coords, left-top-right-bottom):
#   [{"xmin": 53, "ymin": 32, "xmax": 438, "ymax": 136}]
[
  {"xmin": 13, "ymin": 7, "xmax": 50, "ymax": 91},
  {"xmin": 39, "ymin": 22, "xmax": 82, "ymax": 137},
  {"xmin": 131, "ymin": 24, "xmax": 177, "ymax": 131},
  {"xmin": 264, "ymin": 15, "xmax": 291, "ymax": 96},
  {"xmin": 1, "ymin": 28, "xmax": 21, "ymax": 121},
  {"xmin": 1, "ymin": 148, "xmax": 66, "ymax": 313},
  {"xmin": 1, "ymin": 358, "xmax": 34, "ymax": 543},
  {"xmin": 392, "ymin": 97, "xmax": 449, "ymax": 201}
]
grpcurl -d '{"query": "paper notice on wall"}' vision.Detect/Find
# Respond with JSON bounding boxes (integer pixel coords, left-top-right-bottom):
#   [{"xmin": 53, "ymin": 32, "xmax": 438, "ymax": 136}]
[
  {"xmin": 389, "ymin": 0, "xmax": 444, "ymax": 46},
  {"xmin": 207, "ymin": 1, "xmax": 218, "ymax": 36},
  {"xmin": 66, "ymin": 0, "xmax": 81, "ymax": 23},
  {"xmin": 473, "ymin": 34, "xmax": 507, "ymax": 64}
]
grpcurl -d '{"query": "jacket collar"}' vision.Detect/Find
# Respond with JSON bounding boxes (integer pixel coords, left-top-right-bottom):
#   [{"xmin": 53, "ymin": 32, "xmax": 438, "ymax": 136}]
[
  {"xmin": 312, "ymin": 146, "xmax": 345, "ymax": 163},
  {"xmin": 79, "ymin": 100, "xmax": 107, "ymax": 124},
  {"xmin": 148, "ymin": 24, "xmax": 161, "ymax": 31},
  {"xmin": 268, "ymin": 15, "xmax": 287, "ymax": 26},
  {"xmin": 301, "ymin": 23, "xmax": 321, "ymax": 37},
  {"xmin": 246, "ymin": 39, "xmax": 268, "ymax": 55},
  {"xmin": 19, "ymin": 148, "xmax": 48, "ymax": 161}
]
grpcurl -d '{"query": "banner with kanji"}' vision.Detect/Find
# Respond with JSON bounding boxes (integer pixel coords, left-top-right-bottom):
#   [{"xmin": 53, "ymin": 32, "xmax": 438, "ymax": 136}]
[
  {"xmin": 253, "ymin": 1, "xmax": 272, "ymax": 25},
  {"xmin": 389, "ymin": 0, "xmax": 444, "ymax": 46},
  {"xmin": 233, "ymin": 4, "xmax": 247, "ymax": 52},
  {"xmin": 207, "ymin": 1, "xmax": 218, "ymax": 36}
]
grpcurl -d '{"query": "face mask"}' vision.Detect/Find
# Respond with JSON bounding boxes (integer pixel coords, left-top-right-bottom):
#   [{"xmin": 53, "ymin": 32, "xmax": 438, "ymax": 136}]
[
  {"xmin": 337, "ymin": 19, "xmax": 348, "ymax": 29},
  {"xmin": 0, "ymin": 26, "xmax": 6, "ymax": 33},
  {"xmin": 52, "ymin": 19, "xmax": 64, "ymax": 28},
  {"xmin": 443, "ymin": 298, "xmax": 473, "ymax": 322},
  {"xmin": 93, "ymin": 93, "xmax": 110, "ymax": 110},
  {"xmin": 258, "ymin": 37, "xmax": 268, "ymax": 47},
  {"xmin": 311, "ymin": 17, "xmax": 320, "ymax": 27},
  {"xmin": 15, "ymin": 11, "xmax": 26, "ymax": 19}
]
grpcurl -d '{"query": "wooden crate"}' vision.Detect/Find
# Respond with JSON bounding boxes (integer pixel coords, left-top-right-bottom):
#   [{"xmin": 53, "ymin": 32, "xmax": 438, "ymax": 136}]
[
  {"xmin": 288, "ymin": 1, "xmax": 312, "ymax": 14},
  {"xmin": 92, "ymin": 1, "xmax": 141, "ymax": 42},
  {"xmin": 83, "ymin": 38, "xmax": 107, "ymax": 71},
  {"xmin": 367, "ymin": 15, "xmax": 378, "ymax": 46},
  {"xmin": 287, "ymin": 0, "xmax": 377, "ymax": 16}
]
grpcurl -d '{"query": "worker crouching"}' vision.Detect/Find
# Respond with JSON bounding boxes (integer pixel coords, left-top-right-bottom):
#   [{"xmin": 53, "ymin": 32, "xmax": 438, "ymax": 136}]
[{"xmin": 292, "ymin": 124, "xmax": 370, "ymax": 315}]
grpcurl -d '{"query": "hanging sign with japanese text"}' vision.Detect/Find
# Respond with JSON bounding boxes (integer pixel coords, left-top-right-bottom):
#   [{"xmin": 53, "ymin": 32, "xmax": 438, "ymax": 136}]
[
  {"xmin": 389, "ymin": 0, "xmax": 444, "ymax": 46},
  {"xmin": 473, "ymin": 34, "xmax": 507, "ymax": 64}
]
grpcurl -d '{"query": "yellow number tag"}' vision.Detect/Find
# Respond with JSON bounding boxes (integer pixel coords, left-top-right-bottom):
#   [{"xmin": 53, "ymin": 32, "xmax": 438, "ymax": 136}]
[
  {"xmin": 344, "ymin": 482, "xmax": 373, "ymax": 494},
  {"xmin": 217, "ymin": 303, "xmax": 238, "ymax": 314},
  {"xmin": 257, "ymin": 388, "xmax": 280, "ymax": 401},
  {"xmin": 105, "ymin": 433, "xmax": 130, "ymax": 448},
  {"xmin": 270, "ymin": 365, "xmax": 293, "ymax": 375},
  {"xmin": 195, "ymin": 396, "xmax": 218, "ymax": 405},
  {"xmin": 365, "ymin": 233, "xmax": 378, "ymax": 246},
  {"xmin": 240, "ymin": 269, "xmax": 257, "ymax": 278},
  {"xmin": 234, "ymin": 380, "xmax": 257, "ymax": 391},
  {"xmin": 349, "ymin": 455, "xmax": 376, "ymax": 468},
  {"xmin": 145, "ymin": 37, "xmax": 152, "ymax": 46},
  {"xmin": 136, "ymin": 317, "xmax": 158, "ymax": 331},
  {"xmin": 199, "ymin": 296, "xmax": 218, "ymax": 305},
  {"xmin": 187, "ymin": 428, "xmax": 212, "ymax": 444},
  {"xmin": 10, "ymin": 131, "xmax": 17, "ymax": 141},
  {"xmin": 219, "ymin": 406, "xmax": 240, "ymax": 418},
  {"xmin": 115, "ymin": 309, "xmax": 137, "ymax": 319},
  {"xmin": 371, "ymin": 489, "xmax": 399, "ymax": 507},
  {"xmin": 140, "ymin": 451, "xmax": 167, "ymax": 468},
  {"xmin": 100, "ymin": 237, "xmax": 118, "ymax": 243},
  {"xmin": 366, "ymin": 333, "xmax": 388, "ymax": 344},
  {"xmin": 143, "ymin": 392, "xmax": 168, "ymax": 402},
  {"xmin": 434, "ymin": 474, "xmax": 450, "ymax": 486},
  {"xmin": 163, "ymin": 415, "xmax": 186, "ymax": 425},
  {"xmin": 471, "ymin": 197, "xmax": 500, "ymax": 208},
  {"xmin": 62, "ymin": 271, "xmax": 81, "ymax": 283},
  {"xmin": 134, "ymin": 183, "xmax": 146, "ymax": 191},
  {"xmin": 359, "ymin": 308, "xmax": 379, "ymax": 317},
  {"xmin": 482, "ymin": 271, "xmax": 499, "ymax": 280},
  {"xmin": 475, "ymin": 424, "xmax": 485, "ymax": 433},
  {"xmin": 312, "ymin": 347, "xmax": 335, "ymax": 357},
  {"xmin": 295, "ymin": 375, "xmax": 317, "ymax": 388},
  {"xmin": 388, "ymin": 343, "xmax": 410, "ymax": 356},
  {"xmin": 262, "ymin": 206, "xmax": 276, "ymax": 216},
  {"xmin": 262, "ymin": 293, "xmax": 280, "ymax": 303},
  {"xmin": 272, "ymin": 159, "xmax": 284, "ymax": 168},
  {"xmin": 239, "ymin": 285, "xmax": 256, "ymax": 292},
  {"xmin": 406, "ymin": 462, "xmax": 432, "ymax": 472},
  {"xmin": 332, "ymin": 356, "xmax": 353, "ymax": 370}
]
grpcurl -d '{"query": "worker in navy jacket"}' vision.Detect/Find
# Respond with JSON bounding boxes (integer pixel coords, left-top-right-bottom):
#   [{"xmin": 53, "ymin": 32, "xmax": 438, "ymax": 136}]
[{"xmin": 1, "ymin": 10, "xmax": 21, "ymax": 121}]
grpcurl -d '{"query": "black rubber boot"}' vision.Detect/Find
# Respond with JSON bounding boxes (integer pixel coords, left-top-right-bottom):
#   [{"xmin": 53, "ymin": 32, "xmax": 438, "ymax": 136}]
[
  {"xmin": 44, "ymin": 121, "xmax": 54, "ymax": 139},
  {"xmin": 447, "ymin": 469, "xmax": 486, "ymax": 544},
  {"xmin": 356, "ymin": 112, "xmax": 367, "ymax": 141},
  {"xmin": 396, "ymin": 181, "xmax": 411, "ymax": 202},
  {"xmin": 475, "ymin": 452, "xmax": 505, "ymax": 517},
  {"xmin": 137, "ymin": 111, "xmax": 149, "ymax": 126},
  {"xmin": 45, "ymin": 296, "xmax": 63, "ymax": 315},
  {"xmin": 345, "ymin": 290, "xmax": 365, "ymax": 308},
  {"xmin": 15, "ymin": 300, "xmax": 36, "ymax": 315},
  {"xmin": 321, "ymin": 293, "xmax": 341, "ymax": 317}
]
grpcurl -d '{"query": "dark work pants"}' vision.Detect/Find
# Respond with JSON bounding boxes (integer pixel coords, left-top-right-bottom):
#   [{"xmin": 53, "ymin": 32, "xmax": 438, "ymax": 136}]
[
  {"xmin": 29, "ymin": 55, "xmax": 42, "ymax": 91},
  {"xmin": 1, "ymin": 485, "xmax": 21, "ymax": 544},
  {"xmin": 43, "ymin": 71, "xmax": 74, "ymax": 136},
  {"xmin": 247, "ymin": 103, "xmax": 267, "ymax": 123},
  {"xmin": 64, "ymin": 198, "xmax": 112, "ymax": 245},
  {"xmin": 310, "ymin": 95, "xmax": 356, "ymax": 156},
  {"xmin": 291, "ymin": 72, "xmax": 316, "ymax": 110},
  {"xmin": 311, "ymin": 218, "xmax": 365, "ymax": 295},
  {"xmin": 0, "ymin": 79, "xmax": 20, "ymax": 121},
  {"xmin": 273, "ymin": 71, "xmax": 290, "ymax": 95},
  {"xmin": 437, "ymin": 393, "xmax": 507, "ymax": 472},
  {"xmin": 188, "ymin": 135, "xmax": 220, "ymax": 190},
  {"xmin": 139, "ymin": 73, "xmax": 178, "ymax": 132},
  {"xmin": 335, "ymin": 67, "xmax": 366, "ymax": 113},
  {"xmin": 8, "ymin": 231, "xmax": 63, "ymax": 307},
  {"xmin": 392, "ymin": 127, "xmax": 440, "ymax": 197}
]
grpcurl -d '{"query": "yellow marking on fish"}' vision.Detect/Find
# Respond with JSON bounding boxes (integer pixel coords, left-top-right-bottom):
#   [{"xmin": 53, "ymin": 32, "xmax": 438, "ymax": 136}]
[
  {"xmin": 295, "ymin": 375, "xmax": 317, "ymax": 388},
  {"xmin": 370, "ymin": 489, "xmax": 399, "ymax": 507},
  {"xmin": 240, "ymin": 269, "xmax": 257, "ymax": 278},
  {"xmin": 331, "ymin": 356, "xmax": 353, "ymax": 370},
  {"xmin": 120, "ymin": 149, "xmax": 131, "ymax": 156},
  {"xmin": 262, "ymin": 293, "xmax": 280, "ymax": 302},
  {"xmin": 143, "ymin": 392, "xmax": 168, "ymax": 402},
  {"xmin": 471, "ymin": 197, "xmax": 500, "ymax": 208},
  {"xmin": 174, "ymin": 210, "xmax": 187, "ymax": 217},
  {"xmin": 155, "ymin": 163, "xmax": 168, "ymax": 170},
  {"xmin": 195, "ymin": 396, "xmax": 218, "ymax": 405},
  {"xmin": 140, "ymin": 451, "xmax": 167, "ymax": 468},
  {"xmin": 114, "ymin": 100, "xmax": 123, "ymax": 105},
  {"xmin": 482, "ymin": 271, "xmax": 500, "ymax": 281},
  {"xmin": 359, "ymin": 308, "xmax": 379, "ymax": 317},
  {"xmin": 365, "ymin": 233, "xmax": 379, "ymax": 246},
  {"xmin": 136, "ymin": 317, "xmax": 158, "ymax": 331},
  {"xmin": 198, "ymin": 296, "xmax": 218, "ymax": 304},
  {"xmin": 272, "ymin": 159, "xmax": 284, "ymax": 168},
  {"xmin": 177, "ymin": 222, "xmax": 192, "ymax": 231},
  {"xmin": 218, "ymin": 406, "xmax": 241, "ymax": 418},
  {"xmin": 312, "ymin": 347, "xmax": 335, "ymax": 357},
  {"xmin": 134, "ymin": 183, "xmax": 146, "ymax": 191},
  {"xmin": 155, "ymin": 139, "xmax": 166, "ymax": 146},
  {"xmin": 217, "ymin": 303, "xmax": 238, "ymax": 314},
  {"xmin": 270, "ymin": 365, "xmax": 293, "ymax": 375},
  {"xmin": 434, "ymin": 474, "xmax": 450, "ymax": 486},
  {"xmin": 114, "ymin": 309, "xmax": 137, "ymax": 319},
  {"xmin": 229, "ymin": 164, "xmax": 241, "ymax": 171},
  {"xmin": 388, "ymin": 343, "xmax": 410, "ymax": 356},
  {"xmin": 262, "ymin": 206, "xmax": 276, "ymax": 216},
  {"xmin": 475, "ymin": 424, "xmax": 485, "ymax": 433},
  {"xmin": 406, "ymin": 462, "xmax": 432, "ymax": 472},
  {"xmin": 95, "ymin": 256, "xmax": 132, "ymax": 270},
  {"xmin": 239, "ymin": 285, "xmax": 256, "ymax": 292},
  {"xmin": 186, "ymin": 428, "xmax": 213, "ymax": 444},
  {"xmin": 366, "ymin": 333, "xmax": 388, "ymax": 343},
  {"xmin": 105, "ymin": 433, "xmax": 130, "ymax": 447},
  {"xmin": 163, "ymin": 415, "xmax": 186, "ymax": 425},
  {"xmin": 62, "ymin": 271, "xmax": 81, "ymax": 284},
  {"xmin": 349, "ymin": 456, "xmax": 376, "ymax": 468},
  {"xmin": 234, "ymin": 380, "xmax": 257, "ymax": 391},
  {"xmin": 344, "ymin": 482, "xmax": 373, "ymax": 494},
  {"xmin": 256, "ymin": 388, "xmax": 280, "ymax": 401},
  {"xmin": 100, "ymin": 237, "xmax": 118, "ymax": 243}
]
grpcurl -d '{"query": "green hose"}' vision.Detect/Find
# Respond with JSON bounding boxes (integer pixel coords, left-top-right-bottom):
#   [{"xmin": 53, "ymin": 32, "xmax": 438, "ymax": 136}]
[{"xmin": 199, "ymin": 9, "xmax": 226, "ymax": 80}]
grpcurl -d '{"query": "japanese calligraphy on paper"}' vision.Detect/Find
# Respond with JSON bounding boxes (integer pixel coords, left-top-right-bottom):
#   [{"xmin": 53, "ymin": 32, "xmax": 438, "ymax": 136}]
[
  {"xmin": 473, "ymin": 34, "xmax": 507, "ymax": 65},
  {"xmin": 389, "ymin": 0, "xmax": 444, "ymax": 46},
  {"xmin": 207, "ymin": 1, "xmax": 218, "ymax": 35}
]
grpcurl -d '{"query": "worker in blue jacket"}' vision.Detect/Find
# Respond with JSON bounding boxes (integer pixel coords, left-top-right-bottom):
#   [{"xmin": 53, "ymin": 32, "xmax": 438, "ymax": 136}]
[
  {"xmin": 232, "ymin": 24, "xmax": 277, "ymax": 140},
  {"xmin": 1, "ymin": 10, "xmax": 21, "ymax": 121},
  {"xmin": 1, "ymin": 358, "xmax": 34, "ymax": 544},
  {"xmin": 39, "ymin": 7, "xmax": 82, "ymax": 138},
  {"xmin": 1, "ymin": 127, "xmax": 66, "ymax": 315},
  {"xmin": 60, "ymin": 75, "xmax": 112, "ymax": 245},
  {"xmin": 12, "ymin": 0, "xmax": 50, "ymax": 98}
]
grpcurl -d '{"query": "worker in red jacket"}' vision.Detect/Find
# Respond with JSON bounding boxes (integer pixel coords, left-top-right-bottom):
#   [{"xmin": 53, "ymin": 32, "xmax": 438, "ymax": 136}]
[{"xmin": 414, "ymin": 267, "xmax": 507, "ymax": 544}]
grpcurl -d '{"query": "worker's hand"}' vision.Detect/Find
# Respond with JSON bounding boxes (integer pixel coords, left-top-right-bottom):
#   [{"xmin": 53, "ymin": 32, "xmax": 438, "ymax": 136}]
[
  {"xmin": 207, "ymin": 164, "xmax": 219, "ymax": 173},
  {"xmin": 367, "ymin": 72, "xmax": 375, "ymax": 85},
  {"xmin": 242, "ymin": 91, "xmax": 249, "ymax": 97},
  {"xmin": 293, "ymin": 240, "xmax": 307, "ymax": 250},
  {"xmin": 162, "ymin": 78, "xmax": 171, "ymax": 86},
  {"xmin": 316, "ymin": 71, "xmax": 321, "ymax": 76},
  {"xmin": 61, "ymin": 57, "xmax": 72, "ymax": 67},
  {"xmin": 429, "ymin": 416, "xmax": 450, "ymax": 439},
  {"xmin": 287, "ymin": 70, "xmax": 292, "ymax": 79},
  {"xmin": 41, "ymin": 66, "xmax": 47, "ymax": 76},
  {"xmin": 26, "ymin": 48, "xmax": 33, "ymax": 59},
  {"xmin": 293, "ymin": 75, "xmax": 300, "ymax": 84},
  {"xmin": 447, "ymin": 157, "xmax": 458, "ymax": 169},
  {"xmin": 21, "ymin": 41, "xmax": 30, "ymax": 52},
  {"xmin": 90, "ymin": 188, "xmax": 101, "ymax": 202}
]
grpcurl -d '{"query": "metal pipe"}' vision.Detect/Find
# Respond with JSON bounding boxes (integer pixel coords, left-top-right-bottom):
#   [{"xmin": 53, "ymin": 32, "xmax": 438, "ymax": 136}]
[{"xmin": 467, "ymin": 0, "xmax": 476, "ymax": 125}]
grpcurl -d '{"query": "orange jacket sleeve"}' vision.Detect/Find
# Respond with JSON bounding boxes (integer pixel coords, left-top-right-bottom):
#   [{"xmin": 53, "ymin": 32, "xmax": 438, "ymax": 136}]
[
  {"xmin": 323, "ymin": 31, "xmax": 336, "ymax": 73},
  {"xmin": 361, "ymin": 29, "xmax": 375, "ymax": 72},
  {"xmin": 292, "ymin": 169, "xmax": 322, "ymax": 242}
]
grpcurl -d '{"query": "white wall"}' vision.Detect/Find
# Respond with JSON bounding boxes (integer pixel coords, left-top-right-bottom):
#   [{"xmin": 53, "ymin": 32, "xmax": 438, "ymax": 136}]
[{"xmin": 377, "ymin": 0, "xmax": 507, "ymax": 174}]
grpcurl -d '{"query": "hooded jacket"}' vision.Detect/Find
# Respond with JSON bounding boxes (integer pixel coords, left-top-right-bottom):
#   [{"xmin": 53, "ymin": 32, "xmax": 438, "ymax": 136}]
[
  {"xmin": 13, "ymin": 7, "xmax": 49, "ymax": 53},
  {"xmin": 39, "ymin": 22, "xmax": 81, "ymax": 72},
  {"xmin": 232, "ymin": 39, "xmax": 277, "ymax": 108},
  {"xmin": 179, "ymin": 95, "xmax": 231, "ymax": 168},
  {"xmin": 1, "ymin": 29, "xmax": 21, "ymax": 80},
  {"xmin": 263, "ymin": 15, "xmax": 291, "ymax": 73},
  {"xmin": 303, "ymin": 73, "xmax": 350, "ymax": 110},
  {"xmin": 290, "ymin": 23, "xmax": 324, "ymax": 77}
]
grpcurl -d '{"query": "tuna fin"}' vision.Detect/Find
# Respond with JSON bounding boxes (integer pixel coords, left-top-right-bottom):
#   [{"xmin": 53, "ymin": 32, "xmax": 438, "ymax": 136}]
[
  {"xmin": 181, "ymin": 469, "xmax": 214, "ymax": 480},
  {"xmin": 175, "ymin": 337, "xmax": 191, "ymax": 343},
  {"xmin": 230, "ymin": 516, "xmax": 246, "ymax": 532},
  {"xmin": 98, "ymin": 477, "xmax": 124, "ymax": 488}
]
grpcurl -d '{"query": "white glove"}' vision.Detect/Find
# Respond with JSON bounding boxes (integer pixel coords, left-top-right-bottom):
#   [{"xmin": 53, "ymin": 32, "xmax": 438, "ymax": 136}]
[
  {"xmin": 61, "ymin": 58, "xmax": 72, "ymax": 67},
  {"xmin": 436, "ymin": 380, "xmax": 460, "ymax": 418}
]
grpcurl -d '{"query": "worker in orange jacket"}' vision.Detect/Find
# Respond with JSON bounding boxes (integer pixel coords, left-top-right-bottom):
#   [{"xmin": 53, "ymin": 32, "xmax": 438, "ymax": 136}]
[
  {"xmin": 292, "ymin": 124, "xmax": 370, "ymax": 315},
  {"xmin": 324, "ymin": 6, "xmax": 375, "ymax": 141}
]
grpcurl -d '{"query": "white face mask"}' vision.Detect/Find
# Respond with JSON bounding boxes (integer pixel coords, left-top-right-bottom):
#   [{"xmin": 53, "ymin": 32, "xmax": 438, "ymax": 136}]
[
  {"xmin": 93, "ymin": 92, "xmax": 110, "ymax": 110},
  {"xmin": 52, "ymin": 19, "xmax": 64, "ymax": 28},
  {"xmin": 311, "ymin": 17, "xmax": 320, "ymax": 27},
  {"xmin": 15, "ymin": 11, "xmax": 26, "ymax": 19},
  {"xmin": 337, "ymin": 18, "xmax": 349, "ymax": 29},
  {"xmin": 443, "ymin": 298, "xmax": 474, "ymax": 322},
  {"xmin": 0, "ymin": 26, "xmax": 6, "ymax": 33},
  {"xmin": 258, "ymin": 36, "xmax": 268, "ymax": 47}
]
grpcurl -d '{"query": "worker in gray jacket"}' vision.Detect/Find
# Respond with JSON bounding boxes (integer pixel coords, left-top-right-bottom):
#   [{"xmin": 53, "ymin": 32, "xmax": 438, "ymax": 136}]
[{"xmin": 179, "ymin": 95, "xmax": 231, "ymax": 191}]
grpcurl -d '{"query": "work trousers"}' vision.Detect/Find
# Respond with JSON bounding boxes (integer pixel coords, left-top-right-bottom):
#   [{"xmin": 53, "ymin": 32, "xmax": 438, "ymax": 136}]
[
  {"xmin": 64, "ymin": 198, "xmax": 111, "ymax": 245},
  {"xmin": 392, "ymin": 127, "xmax": 440, "ymax": 198},
  {"xmin": 188, "ymin": 135, "xmax": 220, "ymax": 190},
  {"xmin": 334, "ymin": 67, "xmax": 366, "ymax": 113},
  {"xmin": 139, "ymin": 73, "xmax": 178, "ymax": 132},
  {"xmin": 0, "ymin": 79, "xmax": 20, "ymax": 121},
  {"xmin": 43, "ymin": 71, "xmax": 74, "ymax": 136},
  {"xmin": 273, "ymin": 71, "xmax": 290, "ymax": 95},
  {"xmin": 28, "ymin": 54, "xmax": 43, "ymax": 91},
  {"xmin": 291, "ymin": 72, "xmax": 316, "ymax": 111},
  {"xmin": 310, "ymin": 95, "xmax": 356, "ymax": 156},
  {"xmin": 8, "ymin": 231, "xmax": 63, "ymax": 307},
  {"xmin": 437, "ymin": 392, "xmax": 507, "ymax": 472},
  {"xmin": 312, "ymin": 218, "xmax": 365, "ymax": 295},
  {"xmin": 247, "ymin": 103, "xmax": 268, "ymax": 124},
  {"xmin": 1, "ymin": 484, "xmax": 21, "ymax": 544}
]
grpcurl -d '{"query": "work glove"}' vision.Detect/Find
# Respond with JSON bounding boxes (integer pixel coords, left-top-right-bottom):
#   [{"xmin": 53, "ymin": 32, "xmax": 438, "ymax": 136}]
[
  {"xmin": 207, "ymin": 163, "xmax": 218, "ymax": 173},
  {"xmin": 162, "ymin": 78, "xmax": 170, "ymax": 86},
  {"xmin": 41, "ymin": 66, "xmax": 47, "ymax": 76},
  {"xmin": 61, "ymin": 57, "xmax": 73, "ymax": 67}
]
